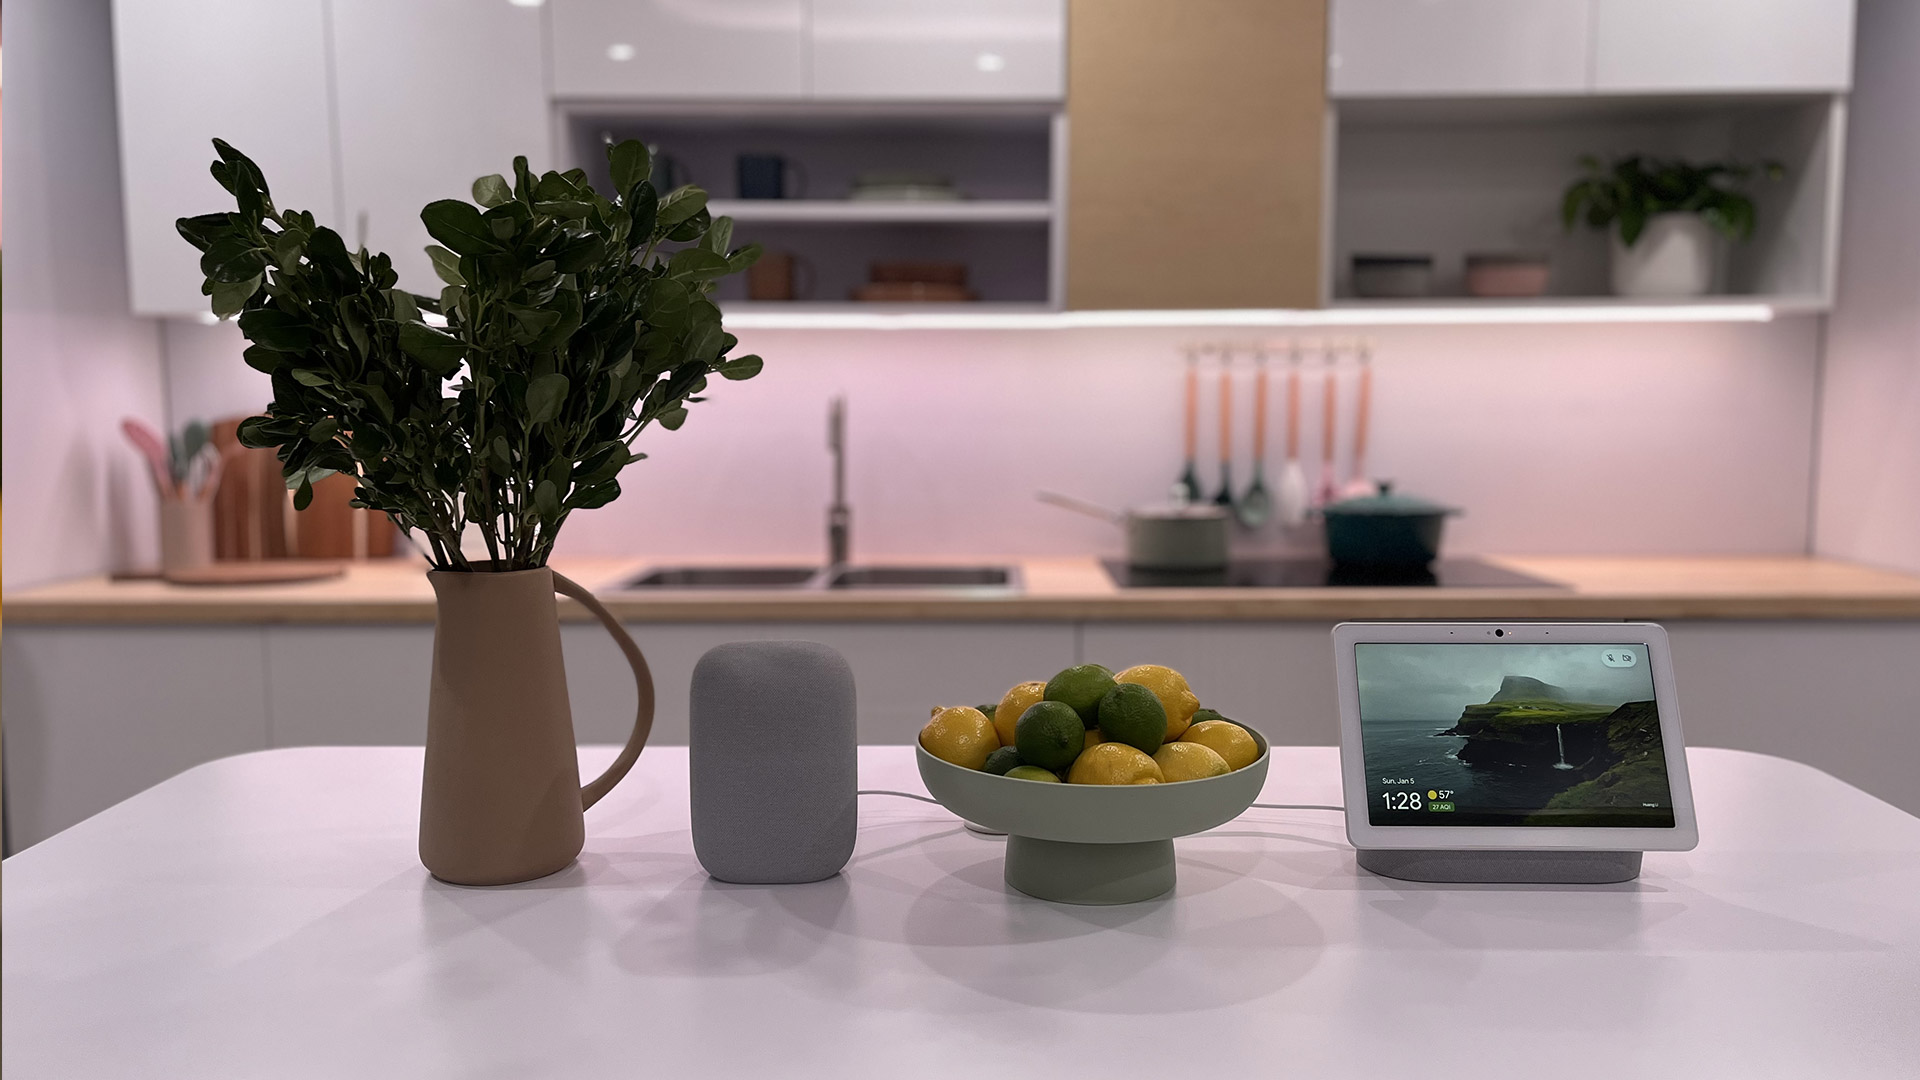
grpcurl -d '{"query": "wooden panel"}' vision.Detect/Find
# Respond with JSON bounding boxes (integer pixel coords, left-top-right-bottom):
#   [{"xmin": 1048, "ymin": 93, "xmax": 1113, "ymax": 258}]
[{"xmin": 1065, "ymin": 0, "xmax": 1326, "ymax": 309}]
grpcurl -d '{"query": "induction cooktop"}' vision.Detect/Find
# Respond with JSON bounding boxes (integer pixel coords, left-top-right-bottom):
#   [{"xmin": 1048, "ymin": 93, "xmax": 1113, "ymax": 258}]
[{"xmin": 1102, "ymin": 557, "xmax": 1565, "ymax": 589}]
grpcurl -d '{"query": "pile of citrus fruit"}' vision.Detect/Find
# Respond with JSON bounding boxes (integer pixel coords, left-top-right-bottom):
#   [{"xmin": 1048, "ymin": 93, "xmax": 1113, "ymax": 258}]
[{"xmin": 918, "ymin": 664, "xmax": 1260, "ymax": 785}]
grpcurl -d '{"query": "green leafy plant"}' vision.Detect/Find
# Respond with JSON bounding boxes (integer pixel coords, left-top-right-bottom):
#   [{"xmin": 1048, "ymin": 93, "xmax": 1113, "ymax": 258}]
[
  {"xmin": 177, "ymin": 138, "xmax": 763, "ymax": 571},
  {"xmin": 1561, "ymin": 155, "xmax": 1784, "ymax": 247}
]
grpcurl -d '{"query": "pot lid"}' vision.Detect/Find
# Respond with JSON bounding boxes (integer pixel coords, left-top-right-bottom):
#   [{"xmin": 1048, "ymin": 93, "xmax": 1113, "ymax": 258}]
[{"xmin": 1322, "ymin": 481, "xmax": 1457, "ymax": 516}]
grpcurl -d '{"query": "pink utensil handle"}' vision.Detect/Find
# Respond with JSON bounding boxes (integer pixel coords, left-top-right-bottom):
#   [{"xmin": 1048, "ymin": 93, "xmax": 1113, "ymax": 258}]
[
  {"xmin": 1321, "ymin": 366, "xmax": 1337, "ymax": 462},
  {"xmin": 1218, "ymin": 370, "xmax": 1232, "ymax": 461},
  {"xmin": 1350, "ymin": 362, "xmax": 1372, "ymax": 480},
  {"xmin": 1184, "ymin": 364, "xmax": 1198, "ymax": 460},
  {"xmin": 1252, "ymin": 366, "xmax": 1269, "ymax": 458},
  {"xmin": 1285, "ymin": 368, "xmax": 1300, "ymax": 459},
  {"xmin": 121, "ymin": 418, "xmax": 176, "ymax": 497}
]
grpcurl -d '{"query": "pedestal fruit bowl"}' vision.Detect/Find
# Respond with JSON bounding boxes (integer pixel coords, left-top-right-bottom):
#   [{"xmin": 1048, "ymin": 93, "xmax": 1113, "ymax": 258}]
[{"xmin": 916, "ymin": 726, "xmax": 1269, "ymax": 905}]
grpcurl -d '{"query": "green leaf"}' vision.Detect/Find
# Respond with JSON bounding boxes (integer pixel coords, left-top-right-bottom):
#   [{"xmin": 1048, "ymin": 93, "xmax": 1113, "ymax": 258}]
[
  {"xmin": 292, "ymin": 369, "xmax": 331, "ymax": 388},
  {"xmin": 608, "ymin": 140, "xmax": 652, "ymax": 198},
  {"xmin": 425, "ymin": 244, "xmax": 467, "ymax": 286},
  {"xmin": 534, "ymin": 479, "xmax": 561, "ymax": 518},
  {"xmin": 242, "ymin": 345, "xmax": 282, "ymax": 373},
  {"xmin": 293, "ymin": 475, "xmax": 315, "ymax": 511},
  {"xmin": 658, "ymin": 406, "xmax": 688, "ymax": 431},
  {"xmin": 399, "ymin": 321, "xmax": 466, "ymax": 377},
  {"xmin": 526, "ymin": 372, "xmax": 570, "ymax": 425},
  {"xmin": 717, "ymin": 354, "xmax": 763, "ymax": 381},
  {"xmin": 667, "ymin": 248, "xmax": 732, "ymax": 281},
  {"xmin": 420, "ymin": 199, "xmax": 495, "ymax": 256},
  {"xmin": 702, "ymin": 216, "xmax": 734, "ymax": 256},
  {"xmin": 238, "ymin": 307, "xmax": 313, "ymax": 351},
  {"xmin": 642, "ymin": 278, "xmax": 690, "ymax": 327},
  {"xmin": 309, "ymin": 417, "xmax": 340, "ymax": 441},
  {"xmin": 472, "ymin": 174, "xmax": 513, "ymax": 209},
  {"xmin": 725, "ymin": 243, "xmax": 764, "ymax": 274},
  {"xmin": 176, "ymin": 213, "xmax": 234, "ymax": 253},
  {"xmin": 656, "ymin": 187, "xmax": 708, "ymax": 229},
  {"xmin": 569, "ymin": 479, "xmax": 621, "ymax": 510},
  {"xmin": 200, "ymin": 237, "xmax": 267, "ymax": 283},
  {"xmin": 388, "ymin": 290, "xmax": 421, "ymax": 324},
  {"xmin": 210, "ymin": 274, "xmax": 261, "ymax": 319}
]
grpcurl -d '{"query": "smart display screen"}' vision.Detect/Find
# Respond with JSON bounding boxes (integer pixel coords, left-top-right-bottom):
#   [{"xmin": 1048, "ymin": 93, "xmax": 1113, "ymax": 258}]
[{"xmin": 1355, "ymin": 643, "xmax": 1676, "ymax": 827}]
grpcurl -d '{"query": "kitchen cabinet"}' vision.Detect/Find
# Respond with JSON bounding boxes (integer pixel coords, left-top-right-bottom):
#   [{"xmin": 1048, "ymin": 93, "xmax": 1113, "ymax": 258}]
[
  {"xmin": 1064, "ymin": 0, "xmax": 1325, "ymax": 309},
  {"xmin": 810, "ymin": 0, "xmax": 1065, "ymax": 101},
  {"xmin": 1329, "ymin": 0, "xmax": 1592, "ymax": 97},
  {"xmin": 548, "ymin": 0, "xmax": 807, "ymax": 101},
  {"xmin": 330, "ymin": 0, "xmax": 551, "ymax": 296},
  {"xmin": 111, "ymin": 0, "xmax": 340, "ymax": 316},
  {"xmin": 1590, "ymin": 0, "xmax": 1855, "ymax": 93}
]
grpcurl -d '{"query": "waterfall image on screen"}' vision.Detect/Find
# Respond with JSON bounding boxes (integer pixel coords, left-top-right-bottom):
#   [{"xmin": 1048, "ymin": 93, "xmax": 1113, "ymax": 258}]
[{"xmin": 1355, "ymin": 643, "xmax": 1676, "ymax": 827}]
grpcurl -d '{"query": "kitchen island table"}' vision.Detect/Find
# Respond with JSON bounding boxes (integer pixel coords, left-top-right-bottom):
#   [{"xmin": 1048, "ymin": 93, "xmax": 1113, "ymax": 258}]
[{"xmin": 6, "ymin": 745, "xmax": 1917, "ymax": 1078}]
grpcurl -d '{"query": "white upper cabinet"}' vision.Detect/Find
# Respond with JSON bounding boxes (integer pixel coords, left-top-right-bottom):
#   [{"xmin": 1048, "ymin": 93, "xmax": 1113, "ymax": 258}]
[
  {"xmin": 1591, "ymin": 0, "xmax": 1855, "ymax": 93},
  {"xmin": 548, "ymin": 0, "xmax": 807, "ymax": 100},
  {"xmin": 1330, "ymin": 0, "xmax": 1591, "ymax": 97},
  {"xmin": 112, "ymin": 0, "xmax": 340, "ymax": 316},
  {"xmin": 809, "ymin": 0, "xmax": 1065, "ymax": 101},
  {"xmin": 331, "ymin": 0, "xmax": 551, "ymax": 295}
]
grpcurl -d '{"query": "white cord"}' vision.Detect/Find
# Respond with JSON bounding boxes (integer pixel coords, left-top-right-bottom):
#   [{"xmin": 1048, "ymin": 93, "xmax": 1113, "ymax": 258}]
[
  {"xmin": 857, "ymin": 789, "xmax": 943, "ymax": 806},
  {"xmin": 1249, "ymin": 803, "xmax": 1345, "ymax": 812}
]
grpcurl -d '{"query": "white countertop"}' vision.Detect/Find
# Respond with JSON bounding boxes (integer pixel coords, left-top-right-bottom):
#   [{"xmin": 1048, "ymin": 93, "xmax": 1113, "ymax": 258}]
[{"xmin": 6, "ymin": 746, "xmax": 1918, "ymax": 1078}]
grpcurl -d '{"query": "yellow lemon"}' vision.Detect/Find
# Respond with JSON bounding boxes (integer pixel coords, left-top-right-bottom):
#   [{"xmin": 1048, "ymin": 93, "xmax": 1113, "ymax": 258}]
[
  {"xmin": 919, "ymin": 706, "xmax": 999, "ymax": 770},
  {"xmin": 1153, "ymin": 741, "xmax": 1231, "ymax": 782},
  {"xmin": 1066, "ymin": 742, "xmax": 1164, "ymax": 785},
  {"xmin": 1115, "ymin": 664, "xmax": 1201, "ymax": 740},
  {"xmin": 1181, "ymin": 719, "xmax": 1259, "ymax": 771},
  {"xmin": 1084, "ymin": 728, "xmax": 1105, "ymax": 752},
  {"xmin": 993, "ymin": 680, "xmax": 1047, "ymax": 748}
]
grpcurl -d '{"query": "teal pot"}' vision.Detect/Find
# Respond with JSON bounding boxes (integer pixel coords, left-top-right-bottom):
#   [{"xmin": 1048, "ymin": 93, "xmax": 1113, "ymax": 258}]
[{"xmin": 1321, "ymin": 482, "xmax": 1460, "ymax": 567}]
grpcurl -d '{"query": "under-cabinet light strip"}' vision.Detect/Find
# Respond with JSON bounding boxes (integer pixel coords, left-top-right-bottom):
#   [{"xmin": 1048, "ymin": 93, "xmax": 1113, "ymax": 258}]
[{"xmin": 721, "ymin": 304, "xmax": 1777, "ymax": 331}]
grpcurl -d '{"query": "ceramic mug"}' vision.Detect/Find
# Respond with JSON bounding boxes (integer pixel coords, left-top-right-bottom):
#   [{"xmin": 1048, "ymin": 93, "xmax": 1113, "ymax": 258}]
[
  {"xmin": 746, "ymin": 251, "xmax": 816, "ymax": 301},
  {"xmin": 736, "ymin": 153, "xmax": 808, "ymax": 200}
]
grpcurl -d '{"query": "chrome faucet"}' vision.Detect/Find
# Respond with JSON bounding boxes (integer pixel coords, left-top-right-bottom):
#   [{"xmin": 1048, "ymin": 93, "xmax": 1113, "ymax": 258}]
[{"xmin": 827, "ymin": 396, "xmax": 850, "ymax": 566}]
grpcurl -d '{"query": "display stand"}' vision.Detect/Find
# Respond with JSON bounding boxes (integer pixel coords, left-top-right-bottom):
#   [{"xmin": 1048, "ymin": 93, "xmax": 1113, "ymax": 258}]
[{"xmin": 1356, "ymin": 849, "xmax": 1642, "ymax": 884}]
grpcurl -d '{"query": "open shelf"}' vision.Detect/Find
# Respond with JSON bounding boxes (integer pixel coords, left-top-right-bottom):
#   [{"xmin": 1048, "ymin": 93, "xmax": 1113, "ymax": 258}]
[
  {"xmin": 1326, "ymin": 94, "xmax": 1844, "ymax": 309},
  {"xmin": 707, "ymin": 199, "xmax": 1052, "ymax": 224},
  {"xmin": 718, "ymin": 300, "xmax": 1792, "ymax": 331}
]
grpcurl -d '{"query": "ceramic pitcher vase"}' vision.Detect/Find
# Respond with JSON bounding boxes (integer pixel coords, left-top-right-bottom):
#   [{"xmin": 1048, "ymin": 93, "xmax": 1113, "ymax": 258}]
[{"xmin": 420, "ymin": 567, "xmax": 654, "ymax": 885}]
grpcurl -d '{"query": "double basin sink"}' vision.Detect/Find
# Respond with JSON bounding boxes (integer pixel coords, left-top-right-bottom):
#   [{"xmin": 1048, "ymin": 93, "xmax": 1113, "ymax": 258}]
[{"xmin": 623, "ymin": 564, "xmax": 1019, "ymax": 592}]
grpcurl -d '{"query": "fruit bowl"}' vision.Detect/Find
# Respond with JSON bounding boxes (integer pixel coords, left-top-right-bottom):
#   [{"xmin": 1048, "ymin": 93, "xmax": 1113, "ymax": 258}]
[{"xmin": 915, "ymin": 725, "xmax": 1269, "ymax": 905}]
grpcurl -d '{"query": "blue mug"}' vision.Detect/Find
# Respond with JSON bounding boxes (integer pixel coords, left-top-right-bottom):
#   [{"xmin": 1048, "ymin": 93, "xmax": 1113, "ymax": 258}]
[{"xmin": 736, "ymin": 153, "xmax": 807, "ymax": 200}]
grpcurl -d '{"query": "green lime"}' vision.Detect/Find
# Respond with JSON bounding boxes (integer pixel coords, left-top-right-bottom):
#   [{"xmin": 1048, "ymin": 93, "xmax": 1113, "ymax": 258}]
[
  {"xmin": 1004, "ymin": 765, "xmax": 1062, "ymax": 783},
  {"xmin": 1190, "ymin": 708, "xmax": 1230, "ymax": 726},
  {"xmin": 981, "ymin": 746, "xmax": 1021, "ymax": 775},
  {"xmin": 1015, "ymin": 700, "xmax": 1087, "ymax": 771},
  {"xmin": 1044, "ymin": 664, "xmax": 1116, "ymax": 728},
  {"xmin": 977, "ymin": 702, "xmax": 999, "ymax": 720},
  {"xmin": 1098, "ymin": 682, "xmax": 1169, "ymax": 754}
]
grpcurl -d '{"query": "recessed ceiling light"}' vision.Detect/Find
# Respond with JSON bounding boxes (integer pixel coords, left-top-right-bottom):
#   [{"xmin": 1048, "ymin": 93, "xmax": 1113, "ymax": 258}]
[
  {"xmin": 607, "ymin": 43, "xmax": 636, "ymax": 62},
  {"xmin": 975, "ymin": 52, "xmax": 1006, "ymax": 73}
]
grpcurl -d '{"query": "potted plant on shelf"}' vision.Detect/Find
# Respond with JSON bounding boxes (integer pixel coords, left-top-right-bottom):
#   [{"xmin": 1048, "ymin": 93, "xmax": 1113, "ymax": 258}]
[
  {"xmin": 178, "ymin": 138, "xmax": 763, "ymax": 885},
  {"xmin": 1561, "ymin": 155, "xmax": 1782, "ymax": 298}
]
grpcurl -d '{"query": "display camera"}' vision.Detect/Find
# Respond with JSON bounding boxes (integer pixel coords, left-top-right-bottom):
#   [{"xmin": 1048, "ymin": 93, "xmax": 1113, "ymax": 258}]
[{"xmin": 1355, "ymin": 642, "xmax": 1676, "ymax": 828}]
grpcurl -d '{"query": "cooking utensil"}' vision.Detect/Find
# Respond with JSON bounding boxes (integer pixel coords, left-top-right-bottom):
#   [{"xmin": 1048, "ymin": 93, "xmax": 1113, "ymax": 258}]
[
  {"xmin": 1212, "ymin": 365, "xmax": 1235, "ymax": 509},
  {"xmin": 1339, "ymin": 344, "xmax": 1379, "ymax": 500},
  {"xmin": 1237, "ymin": 351, "xmax": 1273, "ymax": 528},
  {"xmin": 1317, "ymin": 352, "xmax": 1340, "ymax": 507},
  {"xmin": 1176, "ymin": 349, "xmax": 1201, "ymax": 502},
  {"xmin": 1276, "ymin": 350, "xmax": 1310, "ymax": 527},
  {"xmin": 1320, "ymin": 481, "xmax": 1460, "ymax": 567},
  {"xmin": 1037, "ymin": 491, "xmax": 1230, "ymax": 571},
  {"xmin": 121, "ymin": 418, "xmax": 177, "ymax": 497}
]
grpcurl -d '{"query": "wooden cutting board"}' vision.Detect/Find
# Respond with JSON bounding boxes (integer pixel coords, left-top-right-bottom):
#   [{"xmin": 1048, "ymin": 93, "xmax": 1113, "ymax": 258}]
[{"xmin": 162, "ymin": 560, "xmax": 345, "ymax": 586}]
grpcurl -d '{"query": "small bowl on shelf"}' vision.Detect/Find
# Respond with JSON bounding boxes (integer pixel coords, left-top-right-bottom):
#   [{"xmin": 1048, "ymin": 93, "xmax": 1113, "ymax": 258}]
[
  {"xmin": 1464, "ymin": 252, "xmax": 1552, "ymax": 298},
  {"xmin": 914, "ymin": 725, "xmax": 1270, "ymax": 905},
  {"xmin": 1351, "ymin": 254, "xmax": 1434, "ymax": 299}
]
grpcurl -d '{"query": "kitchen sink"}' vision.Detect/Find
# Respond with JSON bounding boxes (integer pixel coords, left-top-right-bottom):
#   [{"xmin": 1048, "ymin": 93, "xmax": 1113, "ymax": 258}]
[
  {"xmin": 825, "ymin": 565, "xmax": 1017, "ymax": 589},
  {"xmin": 624, "ymin": 566, "xmax": 818, "ymax": 589}
]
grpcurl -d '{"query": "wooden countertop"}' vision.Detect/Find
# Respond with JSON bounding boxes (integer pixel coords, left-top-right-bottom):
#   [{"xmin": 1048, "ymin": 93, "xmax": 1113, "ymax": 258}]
[{"xmin": 7, "ymin": 554, "xmax": 1920, "ymax": 625}]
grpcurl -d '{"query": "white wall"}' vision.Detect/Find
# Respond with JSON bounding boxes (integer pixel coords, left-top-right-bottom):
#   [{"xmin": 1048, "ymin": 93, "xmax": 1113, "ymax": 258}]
[
  {"xmin": 162, "ymin": 316, "xmax": 1823, "ymax": 562},
  {"xmin": 1813, "ymin": 0, "xmax": 1920, "ymax": 575},
  {"xmin": 1, "ymin": 0, "xmax": 169, "ymax": 589}
]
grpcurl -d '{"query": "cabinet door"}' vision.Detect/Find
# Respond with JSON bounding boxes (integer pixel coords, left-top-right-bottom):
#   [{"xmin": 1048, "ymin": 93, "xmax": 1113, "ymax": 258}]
[
  {"xmin": 1329, "ymin": 0, "xmax": 1592, "ymax": 97},
  {"xmin": 549, "ymin": 0, "xmax": 806, "ymax": 100},
  {"xmin": 1066, "ymin": 0, "xmax": 1324, "ymax": 309},
  {"xmin": 111, "ymin": 0, "xmax": 339, "ymax": 316},
  {"xmin": 331, "ymin": 0, "xmax": 550, "ymax": 295},
  {"xmin": 810, "ymin": 0, "xmax": 1065, "ymax": 101},
  {"xmin": 1591, "ymin": 0, "xmax": 1855, "ymax": 93}
]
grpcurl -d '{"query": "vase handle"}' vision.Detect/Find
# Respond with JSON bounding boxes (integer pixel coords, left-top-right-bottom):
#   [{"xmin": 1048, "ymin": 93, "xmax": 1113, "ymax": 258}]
[{"xmin": 552, "ymin": 570, "xmax": 655, "ymax": 809}]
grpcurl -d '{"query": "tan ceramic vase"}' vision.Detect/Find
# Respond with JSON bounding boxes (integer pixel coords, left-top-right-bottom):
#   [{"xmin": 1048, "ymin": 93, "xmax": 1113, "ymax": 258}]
[{"xmin": 419, "ymin": 567, "xmax": 654, "ymax": 885}]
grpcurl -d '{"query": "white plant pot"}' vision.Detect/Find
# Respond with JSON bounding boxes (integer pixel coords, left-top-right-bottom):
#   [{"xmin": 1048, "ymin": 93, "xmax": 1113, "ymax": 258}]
[{"xmin": 1609, "ymin": 212, "xmax": 1715, "ymax": 298}]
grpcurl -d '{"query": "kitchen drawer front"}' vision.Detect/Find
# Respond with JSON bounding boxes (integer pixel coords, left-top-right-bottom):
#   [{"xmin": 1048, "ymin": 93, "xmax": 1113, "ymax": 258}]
[
  {"xmin": 809, "ymin": 0, "xmax": 1065, "ymax": 101},
  {"xmin": 549, "ymin": 0, "xmax": 806, "ymax": 100},
  {"xmin": 1329, "ymin": 0, "xmax": 1592, "ymax": 97}
]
